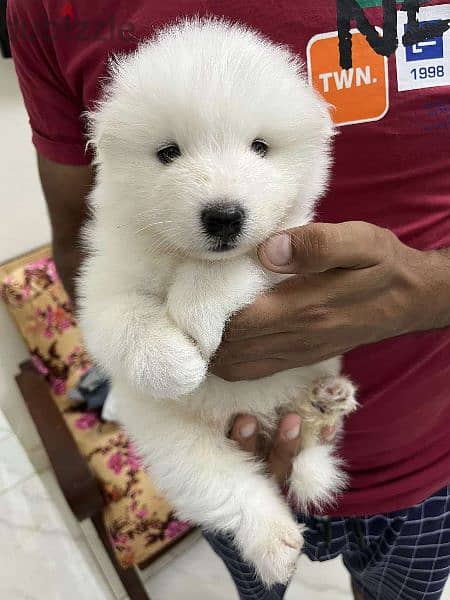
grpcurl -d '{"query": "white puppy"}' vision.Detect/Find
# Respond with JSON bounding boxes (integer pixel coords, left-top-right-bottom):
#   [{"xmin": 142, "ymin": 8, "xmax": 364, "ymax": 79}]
[{"xmin": 78, "ymin": 19, "xmax": 357, "ymax": 586}]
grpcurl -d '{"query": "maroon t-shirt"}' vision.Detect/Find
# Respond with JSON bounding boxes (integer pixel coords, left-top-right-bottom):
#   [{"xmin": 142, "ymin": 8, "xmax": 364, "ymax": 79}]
[{"xmin": 8, "ymin": 0, "xmax": 450, "ymax": 516}]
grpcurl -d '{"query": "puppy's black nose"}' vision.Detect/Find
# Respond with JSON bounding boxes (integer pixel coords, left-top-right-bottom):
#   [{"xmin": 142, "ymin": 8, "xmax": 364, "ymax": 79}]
[{"xmin": 201, "ymin": 204, "xmax": 245, "ymax": 239}]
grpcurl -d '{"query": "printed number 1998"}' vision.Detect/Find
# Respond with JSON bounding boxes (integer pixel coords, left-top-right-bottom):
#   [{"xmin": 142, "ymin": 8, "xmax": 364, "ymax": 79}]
[{"xmin": 411, "ymin": 66, "xmax": 445, "ymax": 80}]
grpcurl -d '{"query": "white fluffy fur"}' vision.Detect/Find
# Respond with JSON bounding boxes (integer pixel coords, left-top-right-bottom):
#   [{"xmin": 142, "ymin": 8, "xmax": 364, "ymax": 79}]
[{"xmin": 78, "ymin": 19, "xmax": 357, "ymax": 586}]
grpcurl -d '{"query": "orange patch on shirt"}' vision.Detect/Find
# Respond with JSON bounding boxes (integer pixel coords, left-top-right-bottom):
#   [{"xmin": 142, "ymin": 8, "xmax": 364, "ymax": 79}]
[{"xmin": 307, "ymin": 29, "xmax": 389, "ymax": 126}]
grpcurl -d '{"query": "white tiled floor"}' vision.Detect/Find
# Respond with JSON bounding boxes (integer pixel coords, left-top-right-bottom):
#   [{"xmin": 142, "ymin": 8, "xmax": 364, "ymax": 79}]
[
  {"xmin": 1, "ymin": 54, "xmax": 450, "ymax": 600},
  {"xmin": 0, "ymin": 434, "xmax": 35, "ymax": 493},
  {"xmin": 0, "ymin": 419, "xmax": 115, "ymax": 600},
  {"xmin": 144, "ymin": 536, "xmax": 354, "ymax": 600}
]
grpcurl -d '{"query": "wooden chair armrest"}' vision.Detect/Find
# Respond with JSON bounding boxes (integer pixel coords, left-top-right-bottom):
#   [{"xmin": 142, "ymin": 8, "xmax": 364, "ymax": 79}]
[{"xmin": 16, "ymin": 361, "xmax": 105, "ymax": 520}]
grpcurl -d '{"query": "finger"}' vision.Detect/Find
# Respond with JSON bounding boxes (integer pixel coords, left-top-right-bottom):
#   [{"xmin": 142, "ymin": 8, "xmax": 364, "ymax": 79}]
[
  {"xmin": 225, "ymin": 265, "xmax": 377, "ymax": 342},
  {"xmin": 223, "ymin": 281, "xmax": 302, "ymax": 340},
  {"xmin": 268, "ymin": 413, "xmax": 302, "ymax": 484},
  {"xmin": 258, "ymin": 221, "xmax": 385, "ymax": 274},
  {"xmin": 218, "ymin": 332, "xmax": 299, "ymax": 363},
  {"xmin": 224, "ymin": 292, "xmax": 286, "ymax": 340},
  {"xmin": 212, "ymin": 358, "xmax": 300, "ymax": 382},
  {"xmin": 220, "ymin": 323, "xmax": 336, "ymax": 363},
  {"xmin": 229, "ymin": 415, "xmax": 258, "ymax": 453}
]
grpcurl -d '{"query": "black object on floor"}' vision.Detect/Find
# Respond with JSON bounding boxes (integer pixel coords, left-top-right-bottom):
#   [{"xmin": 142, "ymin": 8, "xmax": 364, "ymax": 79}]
[{"xmin": 69, "ymin": 366, "xmax": 111, "ymax": 412}]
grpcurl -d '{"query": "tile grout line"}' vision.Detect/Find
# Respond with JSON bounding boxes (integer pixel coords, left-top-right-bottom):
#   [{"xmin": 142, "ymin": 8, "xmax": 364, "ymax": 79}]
[
  {"xmin": 0, "ymin": 469, "xmax": 37, "ymax": 498},
  {"xmin": 0, "ymin": 431, "xmax": 14, "ymax": 444},
  {"xmin": 77, "ymin": 527, "xmax": 120, "ymax": 600},
  {"xmin": 0, "ymin": 430, "xmax": 37, "ymax": 497},
  {"xmin": 0, "ymin": 462, "xmax": 117, "ymax": 586},
  {"xmin": 0, "ymin": 432, "xmax": 50, "ymax": 488}
]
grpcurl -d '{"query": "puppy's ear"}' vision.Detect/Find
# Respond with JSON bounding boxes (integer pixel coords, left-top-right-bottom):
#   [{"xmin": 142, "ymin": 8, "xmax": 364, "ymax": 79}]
[
  {"xmin": 83, "ymin": 53, "xmax": 135, "ymax": 162},
  {"xmin": 83, "ymin": 106, "xmax": 120, "ymax": 163},
  {"xmin": 309, "ymin": 87, "xmax": 337, "ymax": 143},
  {"xmin": 82, "ymin": 109, "xmax": 103, "ymax": 162}
]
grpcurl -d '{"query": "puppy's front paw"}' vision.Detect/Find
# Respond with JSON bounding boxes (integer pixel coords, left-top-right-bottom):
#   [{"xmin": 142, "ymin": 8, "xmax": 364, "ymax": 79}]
[
  {"xmin": 168, "ymin": 302, "xmax": 223, "ymax": 360},
  {"xmin": 240, "ymin": 519, "xmax": 303, "ymax": 587},
  {"xmin": 309, "ymin": 376, "xmax": 358, "ymax": 417},
  {"xmin": 124, "ymin": 331, "xmax": 207, "ymax": 399}
]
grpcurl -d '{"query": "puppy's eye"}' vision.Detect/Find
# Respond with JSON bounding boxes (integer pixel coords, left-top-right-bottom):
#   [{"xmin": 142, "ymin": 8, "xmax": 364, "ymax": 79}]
[
  {"xmin": 157, "ymin": 144, "xmax": 181, "ymax": 165},
  {"xmin": 251, "ymin": 139, "xmax": 269, "ymax": 158}
]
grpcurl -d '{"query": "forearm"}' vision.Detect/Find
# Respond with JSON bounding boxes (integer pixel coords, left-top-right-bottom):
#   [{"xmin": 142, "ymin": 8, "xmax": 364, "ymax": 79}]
[
  {"xmin": 37, "ymin": 153, "xmax": 94, "ymax": 302},
  {"xmin": 52, "ymin": 243, "xmax": 83, "ymax": 302},
  {"xmin": 399, "ymin": 243, "xmax": 450, "ymax": 338},
  {"xmin": 418, "ymin": 247, "xmax": 450, "ymax": 331}
]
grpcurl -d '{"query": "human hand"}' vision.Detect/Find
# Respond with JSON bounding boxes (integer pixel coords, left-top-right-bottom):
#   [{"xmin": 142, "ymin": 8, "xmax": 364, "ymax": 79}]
[
  {"xmin": 213, "ymin": 221, "xmax": 435, "ymax": 381},
  {"xmin": 229, "ymin": 413, "xmax": 337, "ymax": 485}
]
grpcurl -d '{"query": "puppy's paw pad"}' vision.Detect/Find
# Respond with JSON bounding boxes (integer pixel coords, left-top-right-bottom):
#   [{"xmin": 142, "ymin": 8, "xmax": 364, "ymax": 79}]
[
  {"xmin": 244, "ymin": 521, "xmax": 303, "ymax": 587},
  {"xmin": 310, "ymin": 376, "xmax": 357, "ymax": 416}
]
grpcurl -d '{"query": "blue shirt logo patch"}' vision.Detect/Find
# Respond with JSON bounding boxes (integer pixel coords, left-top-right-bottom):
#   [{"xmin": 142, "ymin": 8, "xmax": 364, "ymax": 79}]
[{"xmin": 405, "ymin": 22, "xmax": 444, "ymax": 61}]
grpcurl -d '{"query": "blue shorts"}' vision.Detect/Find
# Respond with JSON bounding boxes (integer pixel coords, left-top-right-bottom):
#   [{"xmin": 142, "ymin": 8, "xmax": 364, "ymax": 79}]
[{"xmin": 204, "ymin": 484, "xmax": 450, "ymax": 600}]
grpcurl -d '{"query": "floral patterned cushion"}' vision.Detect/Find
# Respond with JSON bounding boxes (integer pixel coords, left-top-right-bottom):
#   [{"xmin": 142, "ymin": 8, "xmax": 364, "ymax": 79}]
[{"xmin": 0, "ymin": 247, "xmax": 191, "ymax": 568}]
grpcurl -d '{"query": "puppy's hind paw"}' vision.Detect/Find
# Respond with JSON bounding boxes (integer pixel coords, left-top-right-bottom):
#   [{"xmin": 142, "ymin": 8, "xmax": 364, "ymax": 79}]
[
  {"xmin": 289, "ymin": 445, "xmax": 347, "ymax": 513},
  {"xmin": 309, "ymin": 376, "xmax": 358, "ymax": 417},
  {"xmin": 241, "ymin": 519, "xmax": 303, "ymax": 587}
]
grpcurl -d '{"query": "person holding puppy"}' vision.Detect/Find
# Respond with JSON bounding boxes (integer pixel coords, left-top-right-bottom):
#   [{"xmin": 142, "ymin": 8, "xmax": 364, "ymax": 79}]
[{"xmin": 7, "ymin": 1, "xmax": 450, "ymax": 599}]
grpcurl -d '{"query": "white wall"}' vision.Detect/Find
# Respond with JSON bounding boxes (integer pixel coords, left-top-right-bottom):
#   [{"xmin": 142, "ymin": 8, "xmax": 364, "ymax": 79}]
[{"xmin": 0, "ymin": 58, "xmax": 52, "ymax": 465}]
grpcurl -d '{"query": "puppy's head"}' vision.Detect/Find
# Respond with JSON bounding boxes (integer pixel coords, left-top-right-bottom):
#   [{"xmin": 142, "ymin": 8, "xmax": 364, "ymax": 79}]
[{"xmin": 88, "ymin": 19, "xmax": 334, "ymax": 259}]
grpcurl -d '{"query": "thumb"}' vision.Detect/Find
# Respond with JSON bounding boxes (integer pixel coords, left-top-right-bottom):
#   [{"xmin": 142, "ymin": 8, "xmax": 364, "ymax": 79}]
[{"xmin": 258, "ymin": 222, "xmax": 382, "ymax": 274}]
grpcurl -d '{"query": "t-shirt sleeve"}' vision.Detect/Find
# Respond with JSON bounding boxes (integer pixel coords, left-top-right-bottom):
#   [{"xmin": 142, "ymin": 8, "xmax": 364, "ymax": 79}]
[{"xmin": 7, "ymin": 0, "xmax": 91, "ymax": 165}]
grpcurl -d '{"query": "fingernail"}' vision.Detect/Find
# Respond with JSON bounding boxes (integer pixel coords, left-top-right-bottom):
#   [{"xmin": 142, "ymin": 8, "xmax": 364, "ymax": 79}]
[
  {"xmin": 264, "ymin": 234, "xmax": 292, "ymax": 266},
  {"xmin": 283, "ymin": 423, "xmax": 300, "ymax": 441},
  {"xmin": 240, "ymin": 422, "xmax": 257, "ymax": 439}
]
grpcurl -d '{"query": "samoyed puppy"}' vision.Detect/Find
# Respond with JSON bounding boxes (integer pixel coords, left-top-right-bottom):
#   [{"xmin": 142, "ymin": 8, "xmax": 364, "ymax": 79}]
[{"xmin": 78, "ymin": 18, "xmax": 357, "ymax": 586}]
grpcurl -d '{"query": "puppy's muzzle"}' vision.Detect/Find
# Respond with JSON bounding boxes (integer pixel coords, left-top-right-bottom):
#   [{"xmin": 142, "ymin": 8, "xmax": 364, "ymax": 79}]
[{"xmin": 201, "ymin": 203, "xmax": 246, "ymax": 250}]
